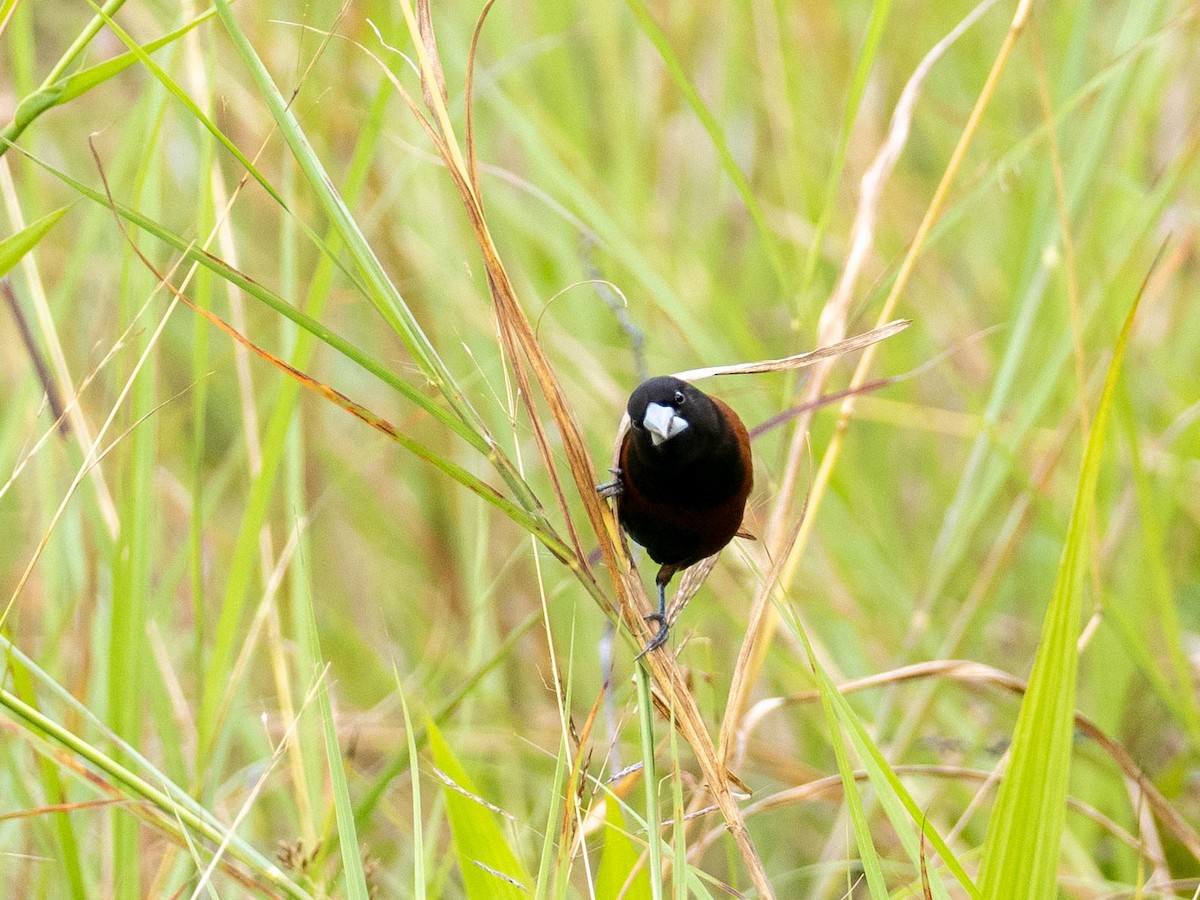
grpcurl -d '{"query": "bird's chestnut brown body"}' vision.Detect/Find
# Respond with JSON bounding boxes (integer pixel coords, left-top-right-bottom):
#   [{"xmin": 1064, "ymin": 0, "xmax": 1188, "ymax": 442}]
[
  {"xmin": 618, "ymin": 391, "xmax": 752, "ymax": 579},
  {"xmin": 609, "ymin": 376, "xmax": 753, "ymax": 653}
]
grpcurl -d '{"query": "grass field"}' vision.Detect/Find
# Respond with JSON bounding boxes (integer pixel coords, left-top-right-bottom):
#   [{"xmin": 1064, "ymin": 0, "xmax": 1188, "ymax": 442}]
[{"xmin": 1, "ymin": 0, "xmax": 1198, "ymax": 896}]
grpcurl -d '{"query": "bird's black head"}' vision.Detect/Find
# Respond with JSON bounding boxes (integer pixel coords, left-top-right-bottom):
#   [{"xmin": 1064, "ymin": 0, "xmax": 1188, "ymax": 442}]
[{"xmin": 626, "ymin": 376, "xmax": 723, "ymax": 461}]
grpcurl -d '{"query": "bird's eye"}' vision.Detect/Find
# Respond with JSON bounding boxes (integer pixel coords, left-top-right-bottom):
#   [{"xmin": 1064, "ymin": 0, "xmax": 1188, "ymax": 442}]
[
  {"xmin": 674, "ymin": 390, "xmax": 686, "ymax": 405},
  {"xmin": 631, "ymin": 419, "xmax": 643, "ymax": 430}
]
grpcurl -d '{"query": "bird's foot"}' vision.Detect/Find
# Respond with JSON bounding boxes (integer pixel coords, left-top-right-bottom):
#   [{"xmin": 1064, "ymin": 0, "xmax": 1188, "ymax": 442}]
[
  {"xmin": 596, "ymin": 480, "xmax": 623, "ymax": 498},
  {"xmin": 635, "ymin": 612, "xmax": 669, "ymax": 660},
  {"xmin": 596, "ymin": 468, "xmax": 624, "ymax": 498}
]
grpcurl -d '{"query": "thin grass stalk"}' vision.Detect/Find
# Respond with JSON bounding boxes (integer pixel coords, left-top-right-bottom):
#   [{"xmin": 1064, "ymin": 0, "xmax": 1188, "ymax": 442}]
[
  {"xmin": 635, "ymin": 667, "xmax": 664, "ymax": 900},
  {"xmin": 669, "ymin": 706, "xmax": 686, "ymax": 900}
]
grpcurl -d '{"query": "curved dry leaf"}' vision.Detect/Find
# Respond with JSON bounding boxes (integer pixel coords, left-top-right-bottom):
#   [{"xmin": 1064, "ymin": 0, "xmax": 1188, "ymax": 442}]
[{"xmin": 672, "ymin": 318, "xmax": 909, "ymax": 382}]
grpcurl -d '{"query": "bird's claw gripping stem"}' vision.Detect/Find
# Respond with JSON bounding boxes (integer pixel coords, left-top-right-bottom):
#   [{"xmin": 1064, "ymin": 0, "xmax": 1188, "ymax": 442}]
[{"xmin": 635, "ymin": 581, "xmax": 670, "ymax": 660}]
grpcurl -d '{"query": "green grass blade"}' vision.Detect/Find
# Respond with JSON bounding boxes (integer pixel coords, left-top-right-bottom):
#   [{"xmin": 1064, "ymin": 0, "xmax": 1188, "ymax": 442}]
[
  {"xmin": 395, "ymin": 675, "xmax": 427, "ymax": 900},
  {"xmin": 0, "ymin": 681, "xmax": 312, "ymax": 898},
  {"xmin": 27, "ymin": 13, "xmax": 557, "ymax": 540},
  {"xmin": 56, "ymin": 8, "xmax": 218, "ymax": 101},
  {"xmin": 304, "ymin": 611, "xmax": 370, "ymax": 898},
  {"xmin": 786, "ymin": 602, "xmax": 972, "ymax": 895},
  {"xmin": 537, "ymin": 629, "xmax": 572, "ymax": 900},
  {"xmin": 838, "ymin": 711, "xmax": 955, "ymax": 899},
  {"xmin": 0, "ymin": 152, "xmax": 575, "ymax": 686},
  {"xmin": 0, "ymin": 205, "xmax": 68, "ymax": 277},
  {"xmin": 622, "ymin": 0, "xmax": 787, "ymax": 290},
  {"xmin": 3, "ymin": 7, "xmax": 216, "ymax": 149},
  {"xmin": 6, "ymin": 661, "xmax": 88, "ymax": 899},
  {"xmin": 84, "ymin": 1, "xmax": 379, "ymax": 305},
  {"xmin": 818, "ymin": 695, "xmax": 888, "ymax": 898},
  {"xmin": 921, "ymin": 0, "xmax": 1162, "ymax": 624},
  {"xmin": 669, "ymin": 706, "xmax": 686, "ymax": 900},
  {"xmin": 426, "ymin": 718, "xmax": 532, "ymax": 899},
  {"xmin": 0, "ymin": 142, "xmax": 489, "ymax": 452},
  {"xmin": 798, "ymin": 0, "xmax": 893, "ymax": 301},
  {"xmin": 211, "ymin": 0, "xmax": 468, "ymax": 408},
  {"xmin": 977, "ymin": 254, "xmax": 1154, "ymax": 898},
  {"xmin": 0, "ymin": 636, "xmax": 305, "ymax": 892},
  {"xmin": 784, "ymin": 601, "xmax": 979, "ymax": 895},
  {"xmin": 0, "ymin": 0, "xmax": 130, "ymax": 157}
]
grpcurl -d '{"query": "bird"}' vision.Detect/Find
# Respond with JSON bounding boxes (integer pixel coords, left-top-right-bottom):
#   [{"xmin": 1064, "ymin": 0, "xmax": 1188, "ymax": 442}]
[{"xmin": 599, "ymin": 376, "xmax": 753, "ymax": 657}]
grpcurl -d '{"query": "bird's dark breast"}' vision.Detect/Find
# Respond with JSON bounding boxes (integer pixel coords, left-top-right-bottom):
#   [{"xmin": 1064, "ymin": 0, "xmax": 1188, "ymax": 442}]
[
  {"xmin": 617, "ymin": 399, "xmax": 752, "ymax": 569},
  {"xmin": 618, "ymin": 486, "xmax": 747, "ymax": 567}
]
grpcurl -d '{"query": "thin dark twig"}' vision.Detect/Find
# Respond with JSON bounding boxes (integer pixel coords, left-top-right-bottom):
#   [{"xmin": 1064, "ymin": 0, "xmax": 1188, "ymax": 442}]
[
  {"xmin": 1, "ymin": 277, "xmax": 69, "ymax": 436},
  {"xmin": 749, "ymin": 378, "xmax": 893, "ymax": 440},
  {"xmin": 582, "ymin": 235, "xmax": 647, "ymax": 381}
]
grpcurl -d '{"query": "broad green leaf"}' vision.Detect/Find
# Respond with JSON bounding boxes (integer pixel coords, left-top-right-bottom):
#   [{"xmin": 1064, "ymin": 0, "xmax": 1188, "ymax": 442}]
[
  {"xmin": 55, "ymin": 9, "xmax": 218, "ymax": 105},
  {"xmin": 596, "ymin": 798, "xmax": 652, "ymax": 900},
  {"xmin": 427, "ymin": 718, "xmax": 531, "ymax": 899},
  {"xmin": 977, "ymin": 260, "xmax": 1151, "ymax": 897},
  {"xmin": 0, "ymin": 206, "xmax": 68, "ymax": 278}
]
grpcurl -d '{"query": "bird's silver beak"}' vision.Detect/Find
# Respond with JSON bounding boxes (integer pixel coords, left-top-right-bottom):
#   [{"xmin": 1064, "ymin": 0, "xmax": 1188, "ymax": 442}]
[{"xmin": 643, "ymin": 402, "xmax": 689, "ymax": 446}]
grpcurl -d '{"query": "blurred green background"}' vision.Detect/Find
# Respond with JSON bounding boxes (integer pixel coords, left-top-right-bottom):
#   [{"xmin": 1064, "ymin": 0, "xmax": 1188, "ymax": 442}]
[{"xmin": 1, "ymin": 0, "xmax": 1197, "ymax": 896}]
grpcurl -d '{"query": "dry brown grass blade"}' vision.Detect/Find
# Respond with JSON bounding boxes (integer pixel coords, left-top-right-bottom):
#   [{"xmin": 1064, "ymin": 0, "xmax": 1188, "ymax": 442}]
[
  {"xmin": 464, "ymin": 0, "xmax": 498, "ymax": 203},
  {"xmin": 919, "ymin": 811, "xmax": 934, "ymax": 900},
  {"xmin": 489, "ymin": 270, "xmax": 594, "ymax": 572},
  {"xmin": 666, "ymin": 554, "xmax": 719, "ymax": 624},
  {"xmin": 394, "ymin": 3, "xmax": 773, "ymax": 893},
  {"xmin": 370, "ymin": 16, "xmax": 594, "ymax": 575},
  {"xmin": 716, "ymin": 494, "xmax": 809, "ymax": 769},
  {"xmin": 561, "ymin": 684, "xmax": 606, "ymax": 869},
  {"xmin": 721, "ymin": 0, "xmax": 1022, "ymax": 764},
  {"xmin": 415, "ymin": 0, "xmax": 448, "ymax": 111},
  {"xmin": 556, "ymin": 681, "xmax": 604, "ymax": 883},
  {"xmin": 94, "ymin": 144, "xmax": 545, "ymax": 558}
]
